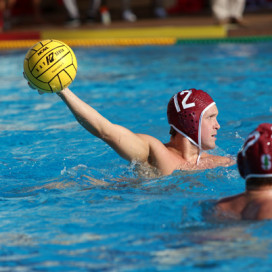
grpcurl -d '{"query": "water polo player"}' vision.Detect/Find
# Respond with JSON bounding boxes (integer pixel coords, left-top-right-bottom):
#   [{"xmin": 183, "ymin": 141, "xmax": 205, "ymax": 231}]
[
  {"xmin": 168, "ymin": 88, "xmax": 218, "ymax": 163},
  {"xmin": 35, "ymin": 87, "xmax": 234, "ymax": 176},
  {"xmin": 216, "ymin": 123, "xmax": 272, "ymax": 220}
]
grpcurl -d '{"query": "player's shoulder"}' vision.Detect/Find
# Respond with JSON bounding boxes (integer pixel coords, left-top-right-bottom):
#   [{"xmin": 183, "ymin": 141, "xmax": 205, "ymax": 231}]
[
  {"xmin": 136, "ymin": 133, "xmax": 173, "ymax": 158},
  {"xmin": 215, "ymin": 193, "xmax": 246, "ymax": 219},
  {"xmin": 136, "ymin": 133, "xmax": 165, "ymax": 146},
  {"xmin": 257, "ymin": 199, "xmax": 272, "ymax": 220},
  {"xmin": 217, "ymin": 193, "xmax": 244, "ymax": 206}
]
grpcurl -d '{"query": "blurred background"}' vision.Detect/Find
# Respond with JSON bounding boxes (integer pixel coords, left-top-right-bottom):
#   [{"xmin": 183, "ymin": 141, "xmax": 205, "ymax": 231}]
[{"xmin": 0, "ymin": 0, "xmax": 271, "ymax": 33}]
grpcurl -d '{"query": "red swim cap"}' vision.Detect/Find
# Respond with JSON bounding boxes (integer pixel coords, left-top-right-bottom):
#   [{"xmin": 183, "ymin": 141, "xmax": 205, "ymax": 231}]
[
  {"xmin": 167, "ymin": 89, "xmax": 215, "ymax": 148},
  {"xmin": 237, "ymin": 123, "xmax": 272, "ymax": 180}
]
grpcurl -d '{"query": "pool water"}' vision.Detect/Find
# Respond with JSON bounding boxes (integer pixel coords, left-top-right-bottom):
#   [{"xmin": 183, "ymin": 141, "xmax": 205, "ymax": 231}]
[{"xmin": 0, "ymin": 42, "xmax": 272, "ymax": 271}]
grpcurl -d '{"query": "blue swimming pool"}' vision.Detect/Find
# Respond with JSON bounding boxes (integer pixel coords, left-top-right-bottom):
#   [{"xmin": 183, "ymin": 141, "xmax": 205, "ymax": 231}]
[{"xmin": 0, "ymin": 41, "xmax": 272, "ymax": 271}]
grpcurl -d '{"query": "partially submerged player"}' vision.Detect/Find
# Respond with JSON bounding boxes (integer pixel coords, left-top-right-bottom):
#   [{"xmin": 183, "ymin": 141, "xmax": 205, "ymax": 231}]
[
  {"xmin": 216, "ymin": 123, "xmax": 272, "ymax": 220},
  {"xmin": 45, "ymin": 87, "xmax": 233, "ymax": 176}
]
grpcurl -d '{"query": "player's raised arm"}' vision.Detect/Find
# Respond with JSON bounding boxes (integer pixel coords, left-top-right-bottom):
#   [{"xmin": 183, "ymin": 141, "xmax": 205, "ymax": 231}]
[
  {"xmin": 58, "ymin": 88, "xmax": 150, "ymax": 163},
  {"xmin": 24, "ymin": 40, "xmax": 235, "ymax": 175},
  {"xmin": 23, "ymin": 39, "xmax": 151, "ymax": 165}
]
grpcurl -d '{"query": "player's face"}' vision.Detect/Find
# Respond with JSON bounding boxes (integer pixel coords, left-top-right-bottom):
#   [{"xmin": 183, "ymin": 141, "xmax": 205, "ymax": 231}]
[{"xmin": 201, "ymin": 104, "xmax": 220, "ymax": 150}]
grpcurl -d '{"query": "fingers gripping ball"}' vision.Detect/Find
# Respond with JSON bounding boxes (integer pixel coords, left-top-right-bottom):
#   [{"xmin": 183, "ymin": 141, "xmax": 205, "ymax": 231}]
[{"xmin": 24, "ymin": 39, "xmax": 77, "ymax": 93}]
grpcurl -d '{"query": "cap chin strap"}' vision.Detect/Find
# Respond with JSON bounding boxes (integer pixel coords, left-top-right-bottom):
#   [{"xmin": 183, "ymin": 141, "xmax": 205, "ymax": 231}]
[
  {"xmin": 170, "ymin": 124, "xmax": 202, "ymax": 165},
  {"xmin": 170, "ymin": 124, "xmax": 200, "ymax": 148},
  {"xmin": 197, "ymin": 150, "xmax": 202, "ymax": 165}
]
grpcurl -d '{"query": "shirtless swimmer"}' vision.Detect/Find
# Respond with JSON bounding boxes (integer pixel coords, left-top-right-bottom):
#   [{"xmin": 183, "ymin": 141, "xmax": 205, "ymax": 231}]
[
  {"xmin": 35, "ymin": 87, "xmax": 234, "ymax": 176},
  {"xmin": 216, "ymin": 123, "xmax": 272, "ymax": 220}
]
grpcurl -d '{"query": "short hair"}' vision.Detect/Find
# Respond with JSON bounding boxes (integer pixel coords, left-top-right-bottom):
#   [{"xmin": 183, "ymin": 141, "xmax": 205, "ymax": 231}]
[
  {"xmin": 169, "ymin": 126, "xmax": 177, "ymax": 137},
  {"xmin": 246, "ymin": 177, "xmax": 272, "ymax": 190}
]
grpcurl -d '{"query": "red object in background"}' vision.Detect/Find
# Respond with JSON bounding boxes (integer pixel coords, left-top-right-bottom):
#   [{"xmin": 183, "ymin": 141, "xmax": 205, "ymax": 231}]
[
  {"xmin": 0, "ymin": 11, "xmax": 3, "ymax": 28},
  {"xmin": 167, "ymin": 0, "xmax": 204, "ymax": 14},
  {"xmin": 12, "ymin": 0, "xmax": 34, "ymax": 15},
  {"xmin": 0, "ymin": 32, "xmax": 40, "ymax": 40},
  {"xmin": 12, "ymin": 0, "xmax": 64, "ymax": 16}
]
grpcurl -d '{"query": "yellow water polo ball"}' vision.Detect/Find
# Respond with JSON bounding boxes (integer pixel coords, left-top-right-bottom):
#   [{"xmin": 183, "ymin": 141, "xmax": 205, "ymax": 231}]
[{"xmin": 23, "ymin": 39, "xmax": 77, "ymax": 93}]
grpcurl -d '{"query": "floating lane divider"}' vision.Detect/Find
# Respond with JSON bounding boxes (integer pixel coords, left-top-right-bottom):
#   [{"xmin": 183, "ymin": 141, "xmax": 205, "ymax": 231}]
[
  {"xmin": 0, "ymin": 25, "xmax": 226, "ymax": 49},
  {"xmin": 0, "ymin": 38, "xmax": 176, "ymax": 49},
  {"xmin": 176, "ymin": 35, "xmax": 272, "ymax": 44}
]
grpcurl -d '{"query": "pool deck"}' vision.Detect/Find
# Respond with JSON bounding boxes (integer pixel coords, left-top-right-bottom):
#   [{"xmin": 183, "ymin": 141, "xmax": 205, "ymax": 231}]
[{"xmin": 0, "ymin": 10, "xmax": 272, "ymax": 48}]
